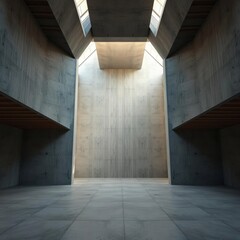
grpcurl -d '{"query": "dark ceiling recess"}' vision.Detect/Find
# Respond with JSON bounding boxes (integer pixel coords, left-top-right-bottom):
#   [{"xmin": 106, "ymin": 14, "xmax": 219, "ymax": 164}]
[
  {"xmin": 0, "ymin": 92, "xmax": 67, "ymax": 129},
  {"xmin": 24, "ymin": 0, "xmax": 74, "ymax": 57},
  {"xmin": 87, "ymin": 0, "xmax": 154, "ymax": 40},
  {"xmin": 175, "ymin": 95, "xmax": 240, "ymax": 130},
  {"xmin": 169, "ymin": 0, "xmax": 217, "ymax": 56}
]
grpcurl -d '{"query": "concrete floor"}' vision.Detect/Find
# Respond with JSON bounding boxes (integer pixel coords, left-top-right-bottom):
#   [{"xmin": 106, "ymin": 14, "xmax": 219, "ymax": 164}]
[{"xmin": 0, "ymin": 179, "xmax": 240, "ymax": 240}]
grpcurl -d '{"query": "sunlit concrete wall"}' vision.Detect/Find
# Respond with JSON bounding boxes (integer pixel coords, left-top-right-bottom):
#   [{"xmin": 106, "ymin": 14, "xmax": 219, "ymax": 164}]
[{"xmin": 75, "ymin": 51, "xmax": 168, "ymax": 177}]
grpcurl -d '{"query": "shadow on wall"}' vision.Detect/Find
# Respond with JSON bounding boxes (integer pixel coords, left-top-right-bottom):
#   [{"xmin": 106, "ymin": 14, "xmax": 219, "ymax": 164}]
[
  {"xmin": 20, "ymin": 128, "xmax": 73, "ymax": 185},
  {"xmin": 170, "ymin": 128, "xmax": 223, "ymax": 185},
  {"xmin": 0, "ymin": 124, "xmax": 22, "ymax": 189}
]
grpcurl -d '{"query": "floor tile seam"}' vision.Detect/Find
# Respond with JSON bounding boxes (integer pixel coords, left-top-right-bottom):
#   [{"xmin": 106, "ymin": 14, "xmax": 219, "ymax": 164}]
[
  {"xmin": 64, "ymin": 219, "xmax": 179, "ymax": 222},
  {"xmin": 123, "ymin": 183, "xmax": 175, "ymax": 221},
  {"xmin": 178, "ymin": 209, "xmax": 239, "ymax": 222},
  {"xmin": 195, "ymin": 205, "xmax": 240, "ymax": 220},
  {"xmin": 219, "ymin": 220, "xmax": 240, "ymax": 233},
  {"xmin": 141, "ymin": 186, "xmax": 162, "ymax": 208},
  {"xmin": 196, "ymin": 205, "xmax": 239, "ymax": 211},
  {"xmin": 0, "ymin": 204, "xmax": 49, "ymax": 237},
  {"xmin": 123, "ymin": 219, "xmax": 189, "ymax": 222},
  {"xmin": 31, "ymin": 199, "xmax": 62, "ymax": 211},
  {"xmin": 121, "ymin": 184, "xmax": 126, "ymax": 240},
  {"xmin": 59, "ymin": 184, "xmax": 101, "ymax": 240},
  {"xmin": 193, "ymin": 205, "xmax": 228, "ymax": 218},
  {"xmin": 0, "ymin": 219, "xmax": 28, "ymax": 237},
  {"xmin": 144, "ymin": 186, "xmax": 191, "ymax": 240}
]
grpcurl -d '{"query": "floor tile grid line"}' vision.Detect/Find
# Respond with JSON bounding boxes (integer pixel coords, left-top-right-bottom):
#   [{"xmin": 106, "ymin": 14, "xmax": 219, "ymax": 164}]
[
  {"xmin": 121, "ymin": 181, "xmax": 126, "ymax": 240},
  {"xmin": 59, "ymin": 183, "xmax": 103, "ymax": 240},
  {"xmin": 218, "ymin": 220, "xmax": 240, "ymax": 234},
  {"xmin": 0, "ymin": 193, "xmax": 61, "ymax": 237},
  {"xmin": 0, "ymin": 183, "xmax": 100, "ymax": 239},
  {"xmin": 141, "ymin": 182, "xmax": 191, "ymax": 240},
  {"xmin": 182, "ymin": 192, "xmax": 240, "ymax": 235},
  {"xmin": 190, "ymin": 200, "xmax": 240, "ymax": 235}
]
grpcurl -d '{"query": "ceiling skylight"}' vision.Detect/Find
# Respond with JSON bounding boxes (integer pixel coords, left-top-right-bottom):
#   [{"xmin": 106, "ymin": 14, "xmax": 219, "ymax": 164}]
[
  {"xmin": 145, "ymin": 42, "xmax": 163, "ymax": 66},
  {"xmin": 150, "ymin": 0, "xmax": 167, "ymax": 36},
  {"xmin": 78, "ymin": 42, "xmax": 96, "ymax": 66},
  {"xmin": 74, "ymin": 0, "xmax": 91, "ymax": 36}
]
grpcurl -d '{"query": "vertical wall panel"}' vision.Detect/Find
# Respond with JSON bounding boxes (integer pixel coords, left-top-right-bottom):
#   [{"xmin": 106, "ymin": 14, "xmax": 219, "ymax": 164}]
[
  {"xmin": 0, "ymin": 0, "xmax": 75, "ymax": 128},
  {"xmin": 75, "ymin": 52, "xmax": 167, "ymax": 178},
  {"xmin": 0, "ymin": 0, "xmax": 76, "ymax": 185},
  {"xmin": 0, "ymin": 124, "xmax": 22, "ymax": 189},
  {"xmin": 167, "ymin": 0, "xmax": 240, "ymax": 129},
  {"xmin": 220, "ymin": 125, "xmax": 240, "ymax": 189},
  {"xmin": 164, "ymin": 0, "xmax": 240, "ymax": 185}
]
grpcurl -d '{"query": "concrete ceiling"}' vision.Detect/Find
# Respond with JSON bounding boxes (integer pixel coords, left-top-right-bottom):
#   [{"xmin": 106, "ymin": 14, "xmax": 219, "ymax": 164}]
[
  {"xmin": 169, "ymin": 0, "xmax": 217, "ymax": 56},
  {"xmin": 24, "ymin": 0, "xmax": 218, "ymax": 62},
  {"xmin": 25, "ymin": 0, "xmax": 92, "ymax": 58},
  {"xmin": 96, "ymin": 42, "xmax": 146, "ymax": 69},
  {"xmin": 24, "ymin": 0, "xmax": 74, "ymax": 57},
  {"xmin": 87, "ymin": 0, "xmax": 154, "ymax": 41},
  {"xmin": 149, "ymin": 0, "xmax": 218, "ymax": 58}
]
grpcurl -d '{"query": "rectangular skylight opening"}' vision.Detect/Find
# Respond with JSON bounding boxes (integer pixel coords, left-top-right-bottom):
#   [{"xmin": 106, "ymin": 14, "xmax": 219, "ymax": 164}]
[
  {"xmin": 150, "ymin": 0, "xmax": 167, "ymax": 36},
  {"xmin": 74, "ymin": 0, "xmax": 91, "ymax": 36},
  {"xmin": 78, "ymin": 42, "xmax": 96, "ymax": 66}
]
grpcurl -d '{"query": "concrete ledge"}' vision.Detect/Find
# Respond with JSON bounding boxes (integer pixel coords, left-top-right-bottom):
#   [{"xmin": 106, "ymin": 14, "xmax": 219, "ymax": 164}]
[
  {"xmin": 149, "ymin": 0, "xmax": 193, "ymax": 58},
  {"xmin": 47, "ymin": 0, "xmax": 92, "ymax": 59}
]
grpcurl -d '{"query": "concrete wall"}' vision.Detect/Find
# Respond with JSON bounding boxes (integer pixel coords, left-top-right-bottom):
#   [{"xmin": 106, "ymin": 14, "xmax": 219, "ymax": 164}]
[
  {"xmin": 75, "ymin": 51, "xmax": 168, "ymax": 178},
  {"xmin": 167, "ymin": 128, "xmax": 223, "ymax": 185},
  {"xmin": 167, "ymin": 0, "xmax": 240, "ymax": 129},
  {"xmin": 220, "ymin": 125, "xmax": 240, "ymax": 189},
  {"xmin": 149, "ymin": 0, "xmax": 193, "ymax": 58},
  {"xmin": 20, "ymin": 129, "xmax": 74, "ymax": 185},
  {"xmin": 0, "ymin": 124, "xmax": 22, "ymax": 189},
  {"xmin": 0, "ymin": 0, "xmax": 75, "ymax": 128},
  {"xmin": 47, "ymin": 0, "xmax": 92, "ymax": 59},
  {"xmin": 164, "ymin": 0, "xmax": 240, "ymax": 185},
  {"xmin": 0, "ymin": 0, "xmax": 76, "ymax": 185},
  {"xmin": 165, "ymin": 52, "xmax": 223, "ymax": 185}
]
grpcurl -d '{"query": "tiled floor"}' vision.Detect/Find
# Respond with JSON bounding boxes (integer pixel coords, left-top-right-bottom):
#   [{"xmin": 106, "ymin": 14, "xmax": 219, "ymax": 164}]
[{"xmin": 0, "ymin": 178, "xmax": 240, "ymax": 239}]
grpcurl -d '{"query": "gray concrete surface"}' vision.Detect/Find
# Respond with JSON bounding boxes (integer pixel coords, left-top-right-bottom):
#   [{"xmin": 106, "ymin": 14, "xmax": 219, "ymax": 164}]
[
  {"xmin": 166, "ymin": 128, "xmax": 223, "ymax": 185},
  {"xmin": 164, "ymin": 0, "xmax": 240, "ymax": 185},
  {"xmin": 0, "ymin": 124, "xmax": 22, "ymax": 189},
  {"xmin": 20, "ymin": 128, "xmax": 74, "ymax": 185},
  {"xmin": 0, "ymin": 0, "xmax": 239, "ymax": 195},
  {"xmin": 75, "ymin": 51, "xmax": 168, "ymax": 178},
  {"xmin": 166, "ymin": 0, "xmax": 240, "ymax": 129},
  {"xmin": 87, "ymin": 0, "xmax": 153, "ymax": 40},
  {"xmin": 0, "ymin": 179, "xmax": 240, "ymax": 239},
  {"xmin": 0, "ymin": 0, "xmax": 76, "ymax": 128},
  {"xmin": 47, "ymin": 0, "xmax": 92, "ymax": 58},
  {"xmin": 165, "ymin": 49, "xmax": 224, "ymax": 185},
  {"xmin": 0, "ymin": 0, "xmax": 77, "ymax": 186},
  {"xmin": 149, "ymin": 0, "xmax": 193, "ymax": 58},
  {"xmin": 220, "ymin": 124, "xmax": 240, "ymax": 189}
]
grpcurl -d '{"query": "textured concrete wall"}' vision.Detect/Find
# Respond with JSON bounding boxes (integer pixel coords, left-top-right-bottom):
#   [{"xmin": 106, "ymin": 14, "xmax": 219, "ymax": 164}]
[
  {"xmin": 20, "ymin": 129, "xmax": 74, "ymax": 185},
  {"xmin": 220, "ymin": 125, "xmax": 240, "ymax": 189},
  {"xmin": 0, "ymin": 124, "xmax": 22, "ymax": 189},
  {"xmin": 0, "ymin": 0, "xmax": 76, "ymax": 185},
  {"xmin": 0, "ymin": 0, "xmax": 75, "ymax": 128},
  {"xmin": 167, "ymin": 0, "xmax": 240, "ymax": 129},
  {"xmin": 47, "ymin": 0, "xmax": 92, "ymax": 59},
  {"xmin": 75, "ymin": 52, "xmax": 168, "ymax": 178},
  {"xmin": 164, "ymin": 0, "xmax": 240, "ymax": 185},
  {"xmin": 149, "ymin": 0, "xmax": 193, "ymax": 58},
  {"xmin": 166, "ymin": 45, "xmax": 199, "ymax": 129},
  {"xmin": 167, "ymin": 128, "xmax": 223, "ymax": 185}
]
